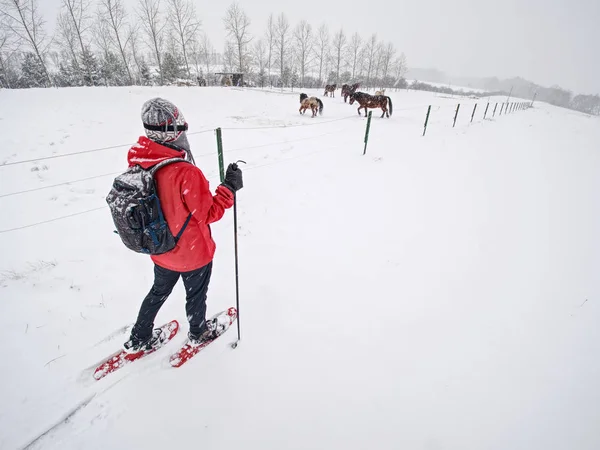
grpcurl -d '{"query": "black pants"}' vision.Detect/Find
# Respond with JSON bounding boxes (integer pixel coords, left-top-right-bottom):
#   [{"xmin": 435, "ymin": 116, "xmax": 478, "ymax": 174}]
[{"xmin": 131, "ymin": 262, "xmax": 213, "ymax": 341}]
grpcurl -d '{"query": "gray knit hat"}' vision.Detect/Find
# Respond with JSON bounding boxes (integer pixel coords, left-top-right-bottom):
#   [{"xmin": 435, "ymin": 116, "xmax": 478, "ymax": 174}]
[{"xmin": 141, "ymin": 98, "xmax": 190, "ymax": 151}]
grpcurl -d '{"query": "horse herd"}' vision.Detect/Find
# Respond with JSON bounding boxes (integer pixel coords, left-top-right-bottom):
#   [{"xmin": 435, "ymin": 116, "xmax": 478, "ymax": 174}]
[{"xmin": 299, "ymin": 83, "xmax": 393, "ymax": 119}]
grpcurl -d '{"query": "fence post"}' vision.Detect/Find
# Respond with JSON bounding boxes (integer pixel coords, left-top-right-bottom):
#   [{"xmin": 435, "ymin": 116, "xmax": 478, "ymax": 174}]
[
  {"xmin": 453, "ymin": 103, "xmax": 461, "ymax": 127},
  {"xmin": 500, "ymin": 103, "xmax": 505, "ymax": 115},
  {"xmin": 216, "ymin": 127, "xmax": 225, "ymax": 182},
  {"xmin": 423, "ymin": 105, "xmax": 431, "ymax": 137},
  {"xmin": 470, "ymin": 103, "xmax": 478, "ymax": 123},
  {"xmin": 363, "ymin": 111, "xmax": 372, "ymax": 155},
  {"xmin": 493, "ymin": 102, "xmax": 498, "ymax": 117},
  {"xmin": 483, "ymin": 102, "xmax": 490, "ymax": 119}
]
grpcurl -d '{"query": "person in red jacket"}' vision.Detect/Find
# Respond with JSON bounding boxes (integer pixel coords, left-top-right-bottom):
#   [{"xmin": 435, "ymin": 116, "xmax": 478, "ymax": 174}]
[{"xmin": 124, "ymin": 98, "xmax": 243, "ymax": 352}]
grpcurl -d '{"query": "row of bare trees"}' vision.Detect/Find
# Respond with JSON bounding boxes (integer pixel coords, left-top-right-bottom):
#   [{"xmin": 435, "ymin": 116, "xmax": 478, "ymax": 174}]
[
  {"xmin": 0, "ymin": 0, "xmax": 407, "ymax": 89},
  {"xmin": 0, "ymin": 0, "xmax": 215, "ymax": 87},
  {"xmin": 223, "ymin": 7, "xmax": 408, "ymax": 89}
]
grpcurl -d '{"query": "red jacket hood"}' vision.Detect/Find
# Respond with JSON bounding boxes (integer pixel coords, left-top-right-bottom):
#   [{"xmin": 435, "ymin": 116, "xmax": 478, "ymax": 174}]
[{"xmin": 127, "ymin": 136, "xmax": 186, "ymax": 169}]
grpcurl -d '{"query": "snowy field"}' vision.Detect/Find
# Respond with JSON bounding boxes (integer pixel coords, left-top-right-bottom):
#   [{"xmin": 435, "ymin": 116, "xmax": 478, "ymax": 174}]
[{"xmin": 0, "ymin": 86, "xmax": 599, "ymax": 450}]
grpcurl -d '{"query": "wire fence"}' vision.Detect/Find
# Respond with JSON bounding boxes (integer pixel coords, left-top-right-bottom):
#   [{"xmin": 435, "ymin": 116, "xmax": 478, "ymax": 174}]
[{"xmin": 0, "ymin": 95, "xmax": 534, "ymax": 234}]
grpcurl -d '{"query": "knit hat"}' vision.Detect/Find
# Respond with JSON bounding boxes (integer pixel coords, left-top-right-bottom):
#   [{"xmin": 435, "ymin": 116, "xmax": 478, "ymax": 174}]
[{"xmin": 141, "ymin": 98, "xmax": 190, "ymax": 152}]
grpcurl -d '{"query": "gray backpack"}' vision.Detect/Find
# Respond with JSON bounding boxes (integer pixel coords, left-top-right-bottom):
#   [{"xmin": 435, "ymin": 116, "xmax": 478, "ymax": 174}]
[{"xmin": 106, "ymin": 158, "xmax": 192, "ymax": 255}]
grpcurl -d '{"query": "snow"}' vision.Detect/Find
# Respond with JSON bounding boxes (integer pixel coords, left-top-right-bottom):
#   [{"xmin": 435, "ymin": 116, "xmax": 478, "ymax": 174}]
[{"xmin": 1, "ymin": 86, "xmax": 599, "ymax": 450}]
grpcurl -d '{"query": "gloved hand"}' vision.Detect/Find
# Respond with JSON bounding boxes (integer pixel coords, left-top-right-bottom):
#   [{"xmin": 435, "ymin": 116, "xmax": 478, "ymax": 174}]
[{"xmin": 222, "ymin": 163, "xmax": 243, "ymax": 193}]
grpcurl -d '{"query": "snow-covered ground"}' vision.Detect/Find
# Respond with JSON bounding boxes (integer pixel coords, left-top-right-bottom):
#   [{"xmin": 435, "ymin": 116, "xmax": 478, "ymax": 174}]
[{"xmin": 0, "ymin": 86, "xmax": 599, "ymax": 450}]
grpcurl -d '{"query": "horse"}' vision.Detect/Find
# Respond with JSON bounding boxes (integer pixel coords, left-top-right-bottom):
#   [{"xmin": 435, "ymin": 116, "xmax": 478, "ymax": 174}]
[
  {"xmin": 341, "ymin": 83, "xmax": 360, "ymax": 102},
  {"xmin": 374, "ymin": 89, "xmax": 386, "ymax": 96},
  {"xmin": 299, "ymin": 93, "xmax": 324, "ymax": 117},
  {"xmin": 324, "ymin": 84, "xmax": 337, "ymax": 97},
  {"xmin": 349, "ymin": 92, "xmax": 393, "ymax": 118}
]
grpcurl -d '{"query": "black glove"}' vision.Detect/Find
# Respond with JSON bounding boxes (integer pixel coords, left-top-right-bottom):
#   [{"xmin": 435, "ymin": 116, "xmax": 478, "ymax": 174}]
[{"xmin": 222, "ymin": 163, "xmax": 243, "ymax": 193}]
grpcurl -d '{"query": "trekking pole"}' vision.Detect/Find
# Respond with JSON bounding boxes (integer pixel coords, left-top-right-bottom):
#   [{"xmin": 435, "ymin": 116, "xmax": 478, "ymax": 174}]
[{"xmin": 230, "ymin": 160, "xmax": 246, "ymax": 349}]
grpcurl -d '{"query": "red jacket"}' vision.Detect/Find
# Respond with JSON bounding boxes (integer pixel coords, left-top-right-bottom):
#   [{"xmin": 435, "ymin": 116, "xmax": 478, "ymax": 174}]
[{"xmin": 127, "ymin": 136, "xmax": 234, "ymax": 272}]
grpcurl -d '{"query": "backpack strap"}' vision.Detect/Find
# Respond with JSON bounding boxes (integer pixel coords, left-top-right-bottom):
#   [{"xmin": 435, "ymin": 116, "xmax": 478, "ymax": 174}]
[
  {"xmin": 149, "ymin": 157, "xmax": 189, "ymax": 176},
  {"xmin": 175, "ymin": 213, "xmax": 193, "ymax": 243}
]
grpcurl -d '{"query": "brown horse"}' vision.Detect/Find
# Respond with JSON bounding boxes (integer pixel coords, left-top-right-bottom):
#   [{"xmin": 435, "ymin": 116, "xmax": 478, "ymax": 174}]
[
  {"xmin": 324, "ymin": 84, "xmax": 337, "ymax": 97},
  {"xmin": 349, "ymin": 92, "xmax": 393, "ymax": 118},
  {"xmin": 299, "ymin": 93, "xmax": 324, "ymax": 117},
  {"xmin": 341, "ymin": 83, "xmax": 360, "ymax": 103}
]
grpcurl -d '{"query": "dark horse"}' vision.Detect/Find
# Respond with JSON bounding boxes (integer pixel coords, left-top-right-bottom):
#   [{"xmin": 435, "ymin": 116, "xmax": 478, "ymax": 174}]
[
  {"xmin": 349, "ymin": 92, "xmax": 393, "ymax": 118},
  {"xmin": 299, "ymin": 93, "xmax": 324, "ymax": 117},
  {"xmin": 323, "ymin": 84, "xmax": 337, "ymax": 97},
  {"xmin": 341, "ymin": 83, "xmax": 360, "ymax": 103}
]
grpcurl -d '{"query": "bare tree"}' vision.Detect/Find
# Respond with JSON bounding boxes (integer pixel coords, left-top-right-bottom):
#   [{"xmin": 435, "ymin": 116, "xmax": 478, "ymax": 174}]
[
  {"xmin": 0, "ymin": 0, "xmax": 52, "ymax": 85},
  {"xmin": 138, "ymin": 0, "xmax": 166, "ymax": 84},
  {"xmin": 357, "ymin": 46, "xmax": 367, "ymax": 79},
  {"xmin": 379, "ymin": 42, "xmax": 396, "ymax": 86},
  {"xmin": 314, "ymin": 24, "xmax": 328, "ymax": 85},
  {"xmin": 0, "ymin": 20, "xmax": 19, "ymax": 88},
  {"xmin": 187, "ymin": 38, "xmax": 201, "ymax": 78},
  {"xmin": 274, "ymin": 13, "xmax": 290, "ymax": 83},
  {"xmin": 331, "ymin": 28, "xmax": 346, "ymax": 83},
  {"xmin": 56, "ymin": 10, "xmax": 81, "ymax": 78},
  {"xmin": 129, "ymin": 27, "xmax": 144, "ymax": 82},
  {"xmin": 168, "ymin": 0, "xmax": 200, "ymax": 79},
  {"xmin": 92, "ymin": 10, "xmax": 111, "ymax": 59},
  {"xmin": 60, "ymin": 0, "xmax": 95, "ymax": 84},
  {"xmin": 253, "ymin": 38, "xmax": 267, "ymax": 86},
  {"xmin": 198, "ymin": 32, "xmax": 212, "ymax": 78},
  {"xmin": 293, "ymin": 20, "xmax": 313, "ymax": 88},
  {"xmin": 0, "ymin": 24, "xmax": 8, "ymax": 80},
  {"xmin": 97, "ymin": 0, "xmax": 134, "ymax": 84},
  {"xmin": 373, "ymin": 41, "xmax": 385, "ymax": 83},
  {"xmin": 223, "ymin": 2, "xmax": 251, "ymax": 73},
  {"xmin": 222, "ymin": 40, "xmax": 235, "ymax": 73},
  {"xmin": 393, "ymin": 52, "xmax": 407, "ymax": 87},
  {"xmin": 265, "ymin": 13, "xmax": 275, "ymax": 82},
  {"xmin": 346, "ymin": 32, "xmax": 361, "ymax": 80},
  {"xmin": 363, "ymin": 33, "xmax": 378, "ymax": 87}
]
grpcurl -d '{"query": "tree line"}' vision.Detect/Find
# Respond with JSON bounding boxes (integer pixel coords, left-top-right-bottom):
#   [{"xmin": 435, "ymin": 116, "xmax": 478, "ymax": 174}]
[
  {"xmin": 0, "ymin": 0, "xmax": 407, "ymax": 90},
  {"xmin": 473, "ymin": 76, "xmax": 600, "ymax": 117}
]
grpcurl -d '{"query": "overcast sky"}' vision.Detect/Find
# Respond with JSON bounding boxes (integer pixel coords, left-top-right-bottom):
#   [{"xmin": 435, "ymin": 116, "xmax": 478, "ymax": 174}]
[{"xmin": 39, "ymin": 0, "xmax": 600, "ymax": 94}]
